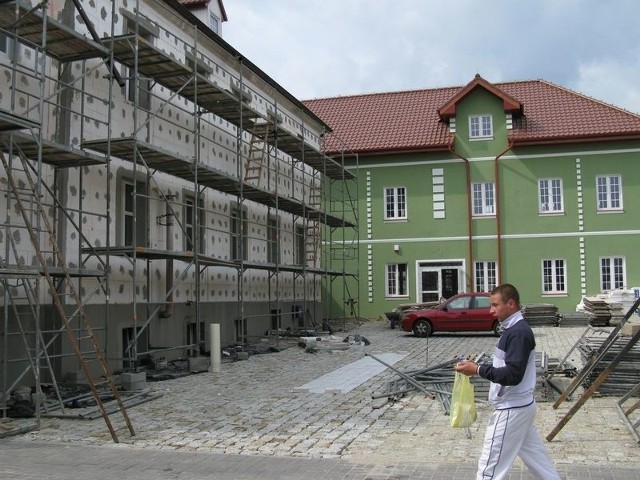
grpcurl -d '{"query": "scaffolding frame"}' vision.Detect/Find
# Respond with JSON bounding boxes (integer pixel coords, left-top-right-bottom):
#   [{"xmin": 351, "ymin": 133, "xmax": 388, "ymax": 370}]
[{"xmin": 0, "ymin": 0, "xmax": 358, "ymax": 436}]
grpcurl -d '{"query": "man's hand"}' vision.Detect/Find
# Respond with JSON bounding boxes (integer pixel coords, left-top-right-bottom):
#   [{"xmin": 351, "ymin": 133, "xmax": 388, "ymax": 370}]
[{"xmin": 454, "ymin": 359, "xmax": 478, "ymax": 377}]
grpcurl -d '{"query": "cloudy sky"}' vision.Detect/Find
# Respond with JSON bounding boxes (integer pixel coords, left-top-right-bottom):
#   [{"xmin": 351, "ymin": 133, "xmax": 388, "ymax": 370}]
[{"xmin": 223, "ymin": 0, "xmax": 640, "ymax": 114}]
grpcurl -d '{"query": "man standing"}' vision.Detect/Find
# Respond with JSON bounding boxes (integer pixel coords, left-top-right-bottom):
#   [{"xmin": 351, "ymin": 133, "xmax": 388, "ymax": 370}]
[{"xmin": 454, "ymin": 284, "xmax": 561, "ymax": 480}]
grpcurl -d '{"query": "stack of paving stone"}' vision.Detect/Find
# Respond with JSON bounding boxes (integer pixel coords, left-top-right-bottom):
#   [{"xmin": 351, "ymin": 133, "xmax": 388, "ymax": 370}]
[
  {"xmin": 522, "ymin": 303, "xmax": 559, "ymax": 326},
  {"xmin": 558, "ymin": 311, "xmax": 593, "ymax": 327},
  {"xmin": 577, "ymin": 333, "xmax": 640, "ymax": 396},
  {"xmin": 582, "ymin": 297, "xmax": 612, "ymax": 326}
]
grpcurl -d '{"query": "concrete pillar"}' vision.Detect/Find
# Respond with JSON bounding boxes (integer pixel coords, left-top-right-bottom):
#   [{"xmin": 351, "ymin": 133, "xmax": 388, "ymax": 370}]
[{"xmin": 209, "ymin": 323, "xmax": 221, "ymax": 373}]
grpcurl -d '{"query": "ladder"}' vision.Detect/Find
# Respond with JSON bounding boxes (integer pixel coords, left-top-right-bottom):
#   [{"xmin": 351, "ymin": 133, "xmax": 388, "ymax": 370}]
[
  {"xmin": 0, "ymin": 149, "xmax": 135, "ymax": 442},
  {"xmin": 243, "ymin": 123, "xmax": 270, "ymax": 184},
  {"xmin": 304, "ymin": 223, "xmax": 320, "ymax": 266}
]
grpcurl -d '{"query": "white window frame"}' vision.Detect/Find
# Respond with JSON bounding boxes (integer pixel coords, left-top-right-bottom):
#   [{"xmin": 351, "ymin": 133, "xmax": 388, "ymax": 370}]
[
  {"xmin": 472, "ymin": 182, "xmax": 495, "ymax": 216},
  {"xmin": 596, "ymin": 175, "xmax": 623, "ymax": 211},
  {"xmin": 538, "ymin": 178, "xmax": 564, "ymax": 214},
  {"xmin": 542, "ymin": 259, "xmax": 566, "ymax": 295},
  {"xmin": 474, "ymin": 261, "xmax": 497, "ymax": 293},
  {"xmin": 469, "ymin": 114, "xmax": 493, "ymax": 139},
  {"xmin": 384, "ymin": 186, "xmax": 407, "ymax": 220},
  {"xmin": 210, "ymin": 14, "xmax": 220, "ymax": 34},
  {"xmin": 600, "ymin": 256, "xmax": 625, "ymax": 292},
  {"xmin": 386, "ymin": 263, "xmax": 408, "ymax": 297}
]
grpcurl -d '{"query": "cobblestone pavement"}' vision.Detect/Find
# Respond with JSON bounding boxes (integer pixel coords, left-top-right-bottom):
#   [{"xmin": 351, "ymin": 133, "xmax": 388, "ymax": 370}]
[{"xmin": 2, "ymin": 319, "xmax": 640, "ymax": 479}]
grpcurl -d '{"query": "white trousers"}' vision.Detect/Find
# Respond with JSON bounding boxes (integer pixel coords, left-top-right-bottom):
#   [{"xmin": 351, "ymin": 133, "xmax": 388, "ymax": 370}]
[{"xmin": 477, "ymin": 402, "xmax": 560, "ymax": 480}]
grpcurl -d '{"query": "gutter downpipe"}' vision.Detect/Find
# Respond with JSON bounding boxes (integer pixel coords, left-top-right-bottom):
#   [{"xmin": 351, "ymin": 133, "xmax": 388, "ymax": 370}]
[
  {"xmin": 447, "ymin": 143, "xmax": 473, "ymax": 291},
  {"xmin": 493, "ymin": 141, "xmax": 514, "ymax": 285}
]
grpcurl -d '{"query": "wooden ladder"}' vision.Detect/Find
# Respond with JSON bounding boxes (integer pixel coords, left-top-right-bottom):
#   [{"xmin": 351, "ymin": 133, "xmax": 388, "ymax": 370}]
[
  {"xmin": 244, "ymin": 123, "xmax": 270, "ymax": 184},
  {"xmin": 304, "ymin": 223, "xmax": 320, "ymax": 265},
  {"xmin": 1, "ymin": 149, "xmax": 135, "ymax": 442}
]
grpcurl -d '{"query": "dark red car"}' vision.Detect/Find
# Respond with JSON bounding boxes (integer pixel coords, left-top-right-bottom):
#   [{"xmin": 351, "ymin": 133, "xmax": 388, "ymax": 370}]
[{"xmin": 401, "ymin": 292, "xmax": 500, "ymax": 337}]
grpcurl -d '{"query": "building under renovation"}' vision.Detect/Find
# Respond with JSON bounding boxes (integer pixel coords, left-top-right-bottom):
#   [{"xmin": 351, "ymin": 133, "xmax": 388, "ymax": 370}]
[{"xmin": 0, "ymin": 0, "xmax": 358, "ymax": 435}]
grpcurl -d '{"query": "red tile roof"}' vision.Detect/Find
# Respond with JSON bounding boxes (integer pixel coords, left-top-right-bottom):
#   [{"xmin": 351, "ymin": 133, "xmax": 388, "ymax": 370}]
[{"xmin": 304, "ymin": 78, "xmax": 640, "ymax": 156}]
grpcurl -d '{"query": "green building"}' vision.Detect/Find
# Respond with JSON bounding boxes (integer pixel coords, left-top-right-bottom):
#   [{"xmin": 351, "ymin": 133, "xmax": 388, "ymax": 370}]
[{"xmin": 306, "ymin": 75, "xmax": 640, "ymax": 318}]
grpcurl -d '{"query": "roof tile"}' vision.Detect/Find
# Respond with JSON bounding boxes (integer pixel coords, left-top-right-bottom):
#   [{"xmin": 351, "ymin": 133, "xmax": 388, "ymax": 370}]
[{"xmin": 304, "ymin": 79, "xmax": 640, "ymax": 155}]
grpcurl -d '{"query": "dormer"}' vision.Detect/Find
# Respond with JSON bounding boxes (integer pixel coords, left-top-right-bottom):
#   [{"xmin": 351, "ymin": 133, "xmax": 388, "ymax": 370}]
[
  {"xmin": 178, "ymin": 0, "xmax": 228, "ymax": 36},
  {"xmin": 439, "ymin": 74, "xmax": 523, "ymax": 136},
  {"xmin": 439, "ymin": 74, "xmax": 523, "ymax": 120},
  {"xmin": 439, "ymin": 75, "xmax": 523, "ymax": 154}
]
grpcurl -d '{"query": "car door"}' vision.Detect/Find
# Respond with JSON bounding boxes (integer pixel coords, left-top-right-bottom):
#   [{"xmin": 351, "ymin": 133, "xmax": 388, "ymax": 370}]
[
  {"xmin": 439, "ymin": 295, "xmax": 473, "ymax": 331},
  {"xmin": 468, "ymin": 295, "xmax": 493, "ymax": 330}
]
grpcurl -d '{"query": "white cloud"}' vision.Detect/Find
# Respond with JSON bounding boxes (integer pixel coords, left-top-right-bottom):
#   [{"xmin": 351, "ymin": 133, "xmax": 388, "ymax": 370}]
[
  {"xmin": 575, "ymin": 59, "xmax": 640, "ymax": 114},
  {"xmin": 224, "ymin": 0, "xmax": 640, "ymax": 113}
]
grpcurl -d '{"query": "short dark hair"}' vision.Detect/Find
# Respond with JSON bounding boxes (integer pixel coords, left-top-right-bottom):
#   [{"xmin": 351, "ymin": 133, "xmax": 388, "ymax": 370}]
[{"xmin": 491, "ymin": 283, "xmax": 520, "ymax": 306}]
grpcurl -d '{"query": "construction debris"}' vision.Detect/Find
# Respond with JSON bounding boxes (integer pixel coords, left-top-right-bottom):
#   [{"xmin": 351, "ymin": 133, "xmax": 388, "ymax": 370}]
[
  {"xmin": 577, "ymin": 333, "xmax": 640, "ymax": 396},
  {"xmin": 298, "ymin": 335, "xmax": 365, "ymax": 353},
  {"xmin": 522, "ymin": 304, "xmax": 560, "ymax": 326},
  {"xmin": 372, "ymin": 350, "xmax": 555, "ymax": 415},
  {"xmin": 371, "ymin": 354, "xmax": 491, "ymax": 415}
]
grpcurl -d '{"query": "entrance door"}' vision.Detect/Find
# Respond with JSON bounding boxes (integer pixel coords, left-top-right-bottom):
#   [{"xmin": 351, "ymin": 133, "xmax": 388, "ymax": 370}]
[
  {"xmin": 416, "ymin": 260, "xmax": 464, "ymax": 303},
  {"xmin": 441, "ymin": 268, "xmax": 459, "ymax": 299},
  {"xmin": 420, "ymin": 270, "xmax": 440, "ymax": 302}
]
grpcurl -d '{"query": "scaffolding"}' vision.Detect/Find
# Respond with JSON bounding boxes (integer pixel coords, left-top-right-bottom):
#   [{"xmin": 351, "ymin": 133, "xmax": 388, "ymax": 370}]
[{"xmin": 0, "ymin": 0, "xmax": 358, "ymax": 438}]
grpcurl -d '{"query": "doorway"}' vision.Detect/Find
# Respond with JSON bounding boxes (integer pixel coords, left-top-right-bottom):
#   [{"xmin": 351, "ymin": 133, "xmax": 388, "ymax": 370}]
[{"xmin": 416, "ymin": 261, "xmax": 464, "ymax": 302}]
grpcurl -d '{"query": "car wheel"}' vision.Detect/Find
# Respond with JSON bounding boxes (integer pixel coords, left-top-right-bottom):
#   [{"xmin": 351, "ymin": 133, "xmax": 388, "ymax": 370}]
[
  {"xmin": 492, "ymin": 321, "xmax": 502, "ymax": 337},
  {"xmin": 413, "ymin": 319, "xmax": 432, "ymax": 338}
]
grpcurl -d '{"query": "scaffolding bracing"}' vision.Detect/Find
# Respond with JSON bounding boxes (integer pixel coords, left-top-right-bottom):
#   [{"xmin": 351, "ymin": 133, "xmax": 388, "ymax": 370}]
[{"xmin": 0, "ymin": 0, "xmax": 358, "ymax": 439}]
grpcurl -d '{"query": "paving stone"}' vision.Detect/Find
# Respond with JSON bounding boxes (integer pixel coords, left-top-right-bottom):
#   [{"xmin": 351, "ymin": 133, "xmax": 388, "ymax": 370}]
[{"xmin": 2, "ymin": 321, "xmax": 640, "ymax": 479}]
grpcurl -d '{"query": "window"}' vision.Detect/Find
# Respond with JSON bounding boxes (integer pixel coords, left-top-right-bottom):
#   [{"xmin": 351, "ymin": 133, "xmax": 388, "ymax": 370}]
[
  {"xmin": 386, "ymin": 263, "xmax": 408, "ymax": 297},
  {"xmin": 294, "ymin": 225, "xmax": 305, "ymax": 265},
  {"xmin": 122, "ymin": 326, "xmax": 148, "ymax": 370},
  {"xmin": 472, "ymin": 182, "xmax": 495, "ymax": 216},
  {"xmin": 122, "ymin": 13, "xmax": 156, "ymax": 110},
  {"xmin": 267, "ymin": 216, "xmax": 279, "ymax": 264},
  {"xmin": 210, "ymin": 14, "xmax": 220, "ymax": 34},
  {"xmin": 475, "ymin": 261, "xmax": 497, "ymax": 292},
  {"xmin": 184, "ymin": 194, "xmax": 205, "ymax": 253},
  {"xmin": 469, "ymin": 115, "xmax": 493, "ymax": 139},
  {"xmin": 475, "ymin": 296, "xmax": 491, "ymax": 309},
  {"xmin": 542, "ymin": 259, "xmax": 566, "ymax": 294},
  {"xmin": 596, "ymin": 175, "xmax": 622, "ymax": 211},
  {"xmin": 448, "ymin": 295, "xmax": 471, "ymax": 309},
  {"xmin": 539, "ymin": 178, "xmax": 564, "ymax": 213},
  {"xmin": 121, "ymin": 178, "xmax": 147, "ymax": 247},
  {"xmin": 230, "ymin": 206, "xmax": 247, "ymax": 261},
  {"xmin": 384, "ymin": 187, "xmax": 406, "ymax": 220},
  {"xmin": 600, "ymin": 257, "xmax": 625, "ymax": 291}
]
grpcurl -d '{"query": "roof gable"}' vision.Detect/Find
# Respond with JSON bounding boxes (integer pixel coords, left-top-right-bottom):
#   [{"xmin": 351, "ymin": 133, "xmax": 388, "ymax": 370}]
[
  {"xmin": 437, "ymin": 74, "xmax": 523, "ymax": 120},
  {"xmin": 178, "ymin": 0, "xmax": 228, "ymax": 21},
  {"xmin": 304, "ymin": 77, "xmax": 640, "ymax": 155}
]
